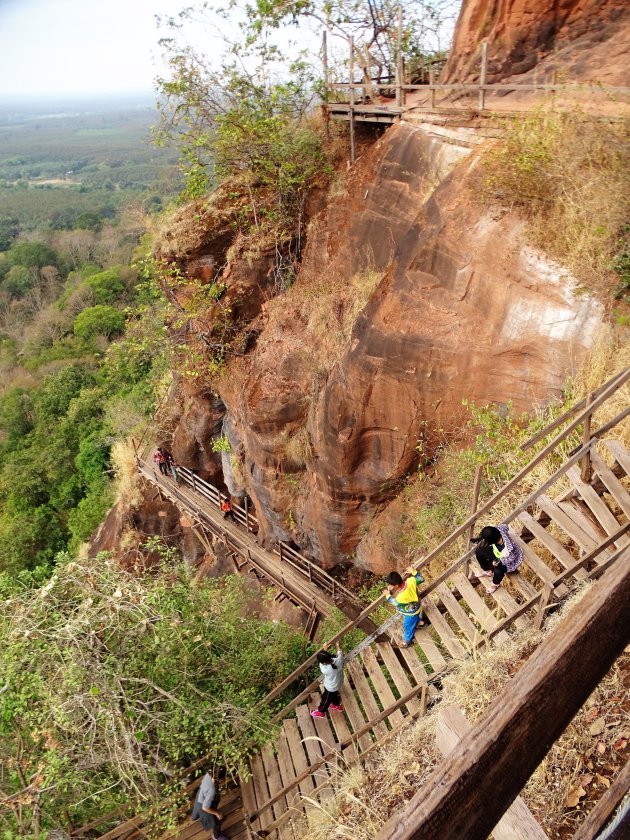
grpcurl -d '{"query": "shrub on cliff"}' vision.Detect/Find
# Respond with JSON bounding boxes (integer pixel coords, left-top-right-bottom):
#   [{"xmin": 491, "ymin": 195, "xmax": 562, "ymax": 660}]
[
  {"xmin": 478, "ymin": 109, "xmax": 630, "ymax": 288},
  {"xmin": 0, "ymin": 549, "xmax": 305, "ymax": 836}
]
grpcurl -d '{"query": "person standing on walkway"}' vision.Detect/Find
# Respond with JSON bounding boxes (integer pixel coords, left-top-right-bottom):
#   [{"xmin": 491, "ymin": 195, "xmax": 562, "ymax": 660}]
[
  {"xmin": 191, "ymin": 770, "xmax": 227, "ymax": 839},
  {"xmin": 384, "ymin": 565, "xmax": 425, "ymax": 648},
  {"xmin": 220, "ymin": 498, "xmax": 234, "ymax": 522},
  {"xmin": 470, "ymin": 524, "xmax": 523, "ymax": 592},
  {"xmin": 164, "ymin": 450, "xmax": 179, "ymax": 484},
  {"xmin": 154, "ymin": 447, "xmax": 168, "ymax": 476},
  {"xmin": 311, "ymin": 641, "xmax": 344, "ymax": 718}
]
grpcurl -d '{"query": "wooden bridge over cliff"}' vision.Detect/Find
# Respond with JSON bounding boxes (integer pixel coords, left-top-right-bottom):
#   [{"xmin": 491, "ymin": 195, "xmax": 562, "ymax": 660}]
[{"xmin": 76, "ymin": 367, "xmax": 630, "ymax": 840}]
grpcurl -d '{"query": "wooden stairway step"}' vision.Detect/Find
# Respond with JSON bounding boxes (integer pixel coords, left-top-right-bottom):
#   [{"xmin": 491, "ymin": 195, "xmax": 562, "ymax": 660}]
[
  {"xmin": 240, "ymin": 776, "xmax": 259, "ymax": 836},
  {"xmin": 294, "ymin": 704, "xmax": 331, "ymax": 786},
  {"xmin": 515, "ymin": 512, "xmax": 575, "ymax": 579},
  {"xmin": 339, "ymin": 680, "xmax": 374, "ymax": 752},
  {"xmin": 282, "ymin": 718, "xmax": 315, "ymax": 800},
  {"xmin": 276, "ymin": 729, "xmax": 301, "ymax": 812},
  {"xmin": 566, "ymin": 466, "xmax": 629, "ymax": 549},
  {"xmin": 488, "ymin": 583, "xmax": 531, "ymax": 631},
  {"xmin": 421, "ymin": 597, "xmax": 468, "ymax": 660},
  {"xmin": 591, "ymin": 451, "xmax": 630, "ymax": 519},
  {"xmin": 436, "ymin": 583, "xmax": 484, "ymax": 649},
  {"xmin": 537, "ymin": 494, "xmax": 608, "ymax": 557},
  {"xmin": 604, "ymin": 439, "xmax": 630, "ymax": 479},
  {"xmin": 451, "ymin": 572, "xmax": 510, "ymax": 642},
  {"xmin": 346, "ymin": 659, "xmax": 389, "ymax": 740},
  {"xmin": 412, "ymin": 626, "xmax": 448, "ymax": 674},
  {"xmin": 556, "ymin": 498, "xmax": 614, "ymax": 559},
  {"xmin": 376, "ymin": 643, "xmax": 423, "ymax": 715},
  {"xmin": 249, "ymin": 753, "xmax": 274, "ymax": 833},
  {"xmin": 261, "ymin": 742, "xmax": 288, "ymax": 823},
  {"xmin": 361, "ymin": 646, "xmax": 406, "ymax": 728}
]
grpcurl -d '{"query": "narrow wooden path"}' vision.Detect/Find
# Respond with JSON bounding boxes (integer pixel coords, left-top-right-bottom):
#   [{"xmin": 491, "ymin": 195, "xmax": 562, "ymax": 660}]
[{"xmin": 82, "ymin": 368, "xmax": 630, "ymax": 840}]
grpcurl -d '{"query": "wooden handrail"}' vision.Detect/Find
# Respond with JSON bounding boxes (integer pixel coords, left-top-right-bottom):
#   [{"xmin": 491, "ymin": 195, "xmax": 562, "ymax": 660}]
[
  {"xmin": 416, "ymin": 367, "xmax": 630, "ymax": 579},
  {"xmin": 552, "ymin": 521, "xmax": 630, "ymax": 588},
  {"xmin": 325, "ymin": 81, "xmax": 630, "ymax": 94},
  {"xmin": 257, "ymin": 594, "xmax": 386, "ymax": 711}
]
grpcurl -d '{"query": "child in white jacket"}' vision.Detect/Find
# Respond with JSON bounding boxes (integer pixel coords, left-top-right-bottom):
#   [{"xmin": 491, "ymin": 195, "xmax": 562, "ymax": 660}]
[{"xmin": 311, "ymin": 641, "xmax": 344, "ymax": 718}]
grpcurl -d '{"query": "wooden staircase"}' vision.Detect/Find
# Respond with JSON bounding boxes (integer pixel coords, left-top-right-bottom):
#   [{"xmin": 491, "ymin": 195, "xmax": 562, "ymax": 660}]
[{"xmin": 78, "ymin": 367, "xmax": 630, "ymax": 840}]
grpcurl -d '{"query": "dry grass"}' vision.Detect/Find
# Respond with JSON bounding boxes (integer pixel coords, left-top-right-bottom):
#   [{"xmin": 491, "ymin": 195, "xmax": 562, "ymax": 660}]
[
  {"xmin": 478, "ymin": 109, "xmax": 630, "ymax": 289},
  {"xmin": 286, "ymin": 425, "xmax": 314, "ymax": 469},
  {"xmin": 111, "ymin": 439, "xmax": 143, "ymax": 510}
]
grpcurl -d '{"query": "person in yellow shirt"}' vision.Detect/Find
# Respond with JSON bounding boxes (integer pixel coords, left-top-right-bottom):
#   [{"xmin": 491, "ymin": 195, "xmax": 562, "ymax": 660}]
[{"xmin": 384, "ymin": 565, "xmax": 425, "ymax": 648}]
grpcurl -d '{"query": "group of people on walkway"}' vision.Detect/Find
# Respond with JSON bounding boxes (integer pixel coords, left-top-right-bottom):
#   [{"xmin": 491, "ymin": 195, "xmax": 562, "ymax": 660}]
[
  {"xmin": 191, "ymin": 521, "xmax": 524, "ymax": 835},
  {"xmin": 153, "ymin": 446, "xmax": 179, "ymax": 483}
]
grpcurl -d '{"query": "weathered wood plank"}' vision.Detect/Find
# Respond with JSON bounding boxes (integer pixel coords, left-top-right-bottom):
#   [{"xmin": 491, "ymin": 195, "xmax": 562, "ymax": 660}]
[
  {"xmin": 347, "ymin": 659, "xmax": 389, "ymax": 740},
  {"xmin": 515, "ymin": 512, "xmax": 576, "ymax": 577},
  {"xmin": 377, "ymin": 546, "xmax": 630, "ymax": 840},
  {"xmin": 605, "ymin": 439, "xmax": 630, "ymax": 478},
  {"xmin": 435, "ymin": 705, "xmax": 547, "ymax": 840},
  {"xmin": 566, "ymin": 466, "xmax": 628, "ymax": 549},
  {"xmin": 590, "ymin": 451, "xmax": 630, "ymax": 518},
  {"xmin": 377, "ymin": 643, "xmax": 422, "ymax": 715},
  {"xmin": 261, "ymin": 743, "xmax": 286, "ymax": 823},
  {"xmin": 410, "ymin": 627, "xmax": 447, "ymax": 673},
  {"xmin": 282, "ymin": 718, "xmax": 315, "ymax": 799},
  {"xmin": 421, "ymin": 598, "xmax": 468, "ymax": 660},
  {"xmin": 537, "ymin": 494, "xmax": 605, "ymax": 555},
  {"xmin": 339, "ymin": 679, "xmax": 373, "ymax": 752},
  {"xmin": 361, "ymin": 646, "xmax": 405, "ymax": 727},
  {"xmin": 249, "ymin": 754, "xmax": 273, "ymax": 833},
  {"xmin": 436, "ymin": 584, "xmax": 482, "ymax": 647}
]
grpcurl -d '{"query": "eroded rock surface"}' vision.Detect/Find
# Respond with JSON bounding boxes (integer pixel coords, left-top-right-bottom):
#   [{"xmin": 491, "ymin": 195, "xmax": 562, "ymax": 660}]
[
  {"xmin": 442, "ymin": 0, "xmax": 630, "ymax": 86},
  {"xmin": 168, "ymin": 122, "xmax": 604, "ymax": 572}
]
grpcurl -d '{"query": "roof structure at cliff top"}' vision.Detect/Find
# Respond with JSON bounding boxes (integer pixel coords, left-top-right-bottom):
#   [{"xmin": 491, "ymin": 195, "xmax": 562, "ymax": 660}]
[{"xmin": 74, "ymin": 367, "xmax": 630, "ymax": 840}]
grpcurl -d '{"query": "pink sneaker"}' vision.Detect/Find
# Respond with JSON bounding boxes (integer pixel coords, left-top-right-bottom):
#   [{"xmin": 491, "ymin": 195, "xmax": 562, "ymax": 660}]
[
  {"xmin": 311, "ymin": 709, "xmax": 326, "ymax": 718},
  {"xmin": 329, "ymin": 704, "xmax": 344, "ymax": 712}
]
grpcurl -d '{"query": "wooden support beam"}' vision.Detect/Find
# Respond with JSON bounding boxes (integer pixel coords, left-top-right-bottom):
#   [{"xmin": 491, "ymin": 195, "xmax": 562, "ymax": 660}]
[
  {"xmin": 478, "ymin": 41, "xmax": 488, "ymax": 110},
  {"xmin": 377, "ymin": 553, "xmax": 630, "ymax": 840},
  {"xmin": 435, "ymin": 705, "xmax": 547, "ymax": 840}
]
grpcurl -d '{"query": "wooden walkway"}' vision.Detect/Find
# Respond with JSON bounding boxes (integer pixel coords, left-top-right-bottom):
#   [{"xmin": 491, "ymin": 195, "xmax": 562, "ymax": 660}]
[
  {"xmin": 137, "ymin": 458, "xmax": 363, "ymax": 623},
  {"xmin": 82, "ymin": 368, "xmax": 630, "ymax": 840}
]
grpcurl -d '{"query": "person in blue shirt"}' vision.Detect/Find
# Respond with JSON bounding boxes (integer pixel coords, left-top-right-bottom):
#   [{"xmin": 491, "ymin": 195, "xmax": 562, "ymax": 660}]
[{"xmin": 191, "ymin": 771, "xmax": 227, "ymax": 839}]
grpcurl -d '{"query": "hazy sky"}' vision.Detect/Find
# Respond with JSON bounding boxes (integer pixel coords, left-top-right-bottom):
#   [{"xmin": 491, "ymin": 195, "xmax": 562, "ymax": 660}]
[{"xmin": 0, "ymin": 0, "xmax": 220, "ymax": 99}]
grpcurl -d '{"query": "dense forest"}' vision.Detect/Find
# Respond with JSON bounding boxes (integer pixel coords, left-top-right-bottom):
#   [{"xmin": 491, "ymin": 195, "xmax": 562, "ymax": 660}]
[{"xmin": 0, "ymin": 102, "xmax": 180, "ymax": 581}]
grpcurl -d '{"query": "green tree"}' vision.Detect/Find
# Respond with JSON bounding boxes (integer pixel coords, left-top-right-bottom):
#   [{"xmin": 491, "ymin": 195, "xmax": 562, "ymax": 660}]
[
  {"xmin": 0, "ymin": 216, "xmax": 19, "ymax": 250},
  {"xmin": 74, "ymin": 304, "xmax": 126, "ymax": 340},
  {"xmin": 85, "ymin": 266, "xmax": 127, "ymax": 304},
  {"xmin": 7, "ymin": 240, "xmax": 59, "ymax": 269},
  {"xmin": 0, "ymin": 552, "xmax": 305, "ymax": 835}
]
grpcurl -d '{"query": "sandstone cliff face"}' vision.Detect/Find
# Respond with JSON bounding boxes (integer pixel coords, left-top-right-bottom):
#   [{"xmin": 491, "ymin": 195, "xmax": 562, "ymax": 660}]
[
  {"xmin": 442, "ymin": 0, "xmax": 630, "ymax": 86},
  {"xmin": 178, "ymin": 121, "xmax": 604, "ymax": 572}
]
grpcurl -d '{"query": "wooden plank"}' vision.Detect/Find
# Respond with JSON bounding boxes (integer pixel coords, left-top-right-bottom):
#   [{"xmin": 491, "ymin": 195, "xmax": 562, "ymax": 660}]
[
  {"xmin": 361, "ymin": 646, "xmax": 405, "ymax": 727},
  {"xmin": 488, "ymin": 584, "xmax": 530, "ymax": 631},
  {"xmin": 261, "ymin": 742, "xmax": 287, "ymax": 822},
  {"xmin": 294, "ymin": 704, "xmax": 332, "ymax": 795},
  {"xmin": 451, "ymin": 573, "xmax": 505, "ymax": 635},
  {"xmin": 515, "ymin": 513, "xmax": 573, "ymax": 578},
  {"xmin": 435, "ymin": 705, "xmax": 547, "ymax": 840},
  {"xmin": 436, "ymin": 584, "xmax": 482, "ymax": 647},
  {"xmin": 421, "ymin": 598, "xmax": 468, "ymax": 660},
  {"xmin": 557, "ymin": 497, "xmax": 614, "ymax": 553},
  {"xmin": 537, "ymin": 494, "xmax": 604, "ymax": 555},
  {"xmin": 573, "ymin": 757, "xmax": 630, "ymax": 840},
  {"xmin": 347, "ymin": 659, "xmax": 389, "ymax": 740},
  {"xmin": 249, "ymin": 754, "xmax": 273, "ymax": 833},
  {"xmin": 377, "ymin": 643, "xmax": 422, "ymax": 715},
  {"xmin": 566, "ymin": 466, "xmax": 628, "ymax": 549},
  {"xmin": 508, "ymin": 570, "xmax": 539, "ymax": 602},
  {"xmin": 239, "ymin": 777, "xmax": 259, "ymax": 834},
  {"xmin": 339, "ymin": 679, "xmax": 374, "ymax": 752},
  {"xmin": 274, "ymin": 732, "xmax": 299, "ymax": 839},
  {"xmin": 605, "ymin": 439, "xmax": 630, "ymax": 478},
  {"xmin": 590, "ymin": 451, "xmax": 630, "ymax": 518},
  {"xmin": 283, "ymin": 718, "xmax": 315, "ymax": 799},
  {"xmin": 409, "ymin": 627, "xmax": 447, "ymax": 674},
  {"xmin": 324, "ymin": 691, "xmax": 353, "ymax": 745},
  {"xmin": 377, "ymin": 543, "xmax": 630, "ymax": 840}
]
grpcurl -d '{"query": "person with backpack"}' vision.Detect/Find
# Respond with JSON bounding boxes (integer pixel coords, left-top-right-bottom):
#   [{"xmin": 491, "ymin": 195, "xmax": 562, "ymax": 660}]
[
  {"xmin": 191, "ymin": 770, "xmax": 227, "ymax": 839},
  {"xmin": 470, "ymin": 524, "xmax": 523, "ymax": 592},
  {"xmin": 384, "ymin": 565, "xmax": 425, "ymax": 648},
  {"xmin": 311, "ymin": 641, "xmax": 344, "ymax": 718}
]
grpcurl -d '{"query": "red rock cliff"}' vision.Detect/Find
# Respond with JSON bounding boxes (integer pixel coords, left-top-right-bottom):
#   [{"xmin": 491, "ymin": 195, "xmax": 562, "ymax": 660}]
[
  {"xmin": 442, "ymin": 0, "xmax": 630, "ymax": 86},
  {"xmin": 194, "ymin": 122, "xmax": 604, "ymax": 571}
]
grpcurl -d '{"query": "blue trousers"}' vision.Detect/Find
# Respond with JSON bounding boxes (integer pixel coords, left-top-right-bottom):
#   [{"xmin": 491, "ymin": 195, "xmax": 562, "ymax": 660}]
[{"xmin": 403, "ymin": 613, "xmax": 421, "ymax": 643}]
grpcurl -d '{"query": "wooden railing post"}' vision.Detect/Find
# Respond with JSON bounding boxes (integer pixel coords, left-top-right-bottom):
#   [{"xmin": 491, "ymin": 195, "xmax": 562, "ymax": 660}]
[
  {"xmin": 395, "ymin": 4, "xmax": 404, "ymax": 108},
  {"xmin": 581, "ymin": 392, "xmax": 593, "ymax": 482},
  {"xmin": 478, "ymin": 40, "xmax": 488, "ymax": 110},
  {"xmin": 534, "ymin": 582, "xmax": 553, "ymax": 631},
  {"xmin": 244, "ymin": 495, "xmax": 249, "ymax": 531},
  {"xmin": 429, "ymin": 67, "xmax": 436, "ymax": 109},
  {"xmin": 349, "ymin": 36, "xmax": 356, "ymax": 163}
]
